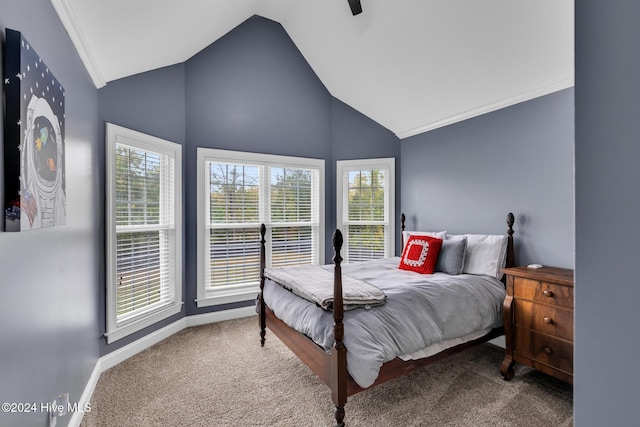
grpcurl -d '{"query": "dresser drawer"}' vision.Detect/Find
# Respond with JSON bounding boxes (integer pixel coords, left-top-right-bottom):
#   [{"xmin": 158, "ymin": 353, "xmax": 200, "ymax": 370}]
[
  {"xmin": 513, "ymin": 277, "xmax": 574, "ymax": 310},
  {"xmin": 514, "ymin": 300, "xmax": 573, "ymax": 341},
  {"xmin": 514, "ymin": 327, "xmax": 573, "ymax": 374}
]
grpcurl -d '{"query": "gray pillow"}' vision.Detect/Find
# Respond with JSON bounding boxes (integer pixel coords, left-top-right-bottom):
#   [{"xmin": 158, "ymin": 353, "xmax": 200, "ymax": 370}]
[{"xmin": 435, "ymin": 237, "xmax": 467, "ymax": 274}]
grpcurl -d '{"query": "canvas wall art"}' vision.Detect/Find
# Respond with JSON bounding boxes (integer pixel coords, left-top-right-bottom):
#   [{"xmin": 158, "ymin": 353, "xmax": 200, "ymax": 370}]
[{"xmin": 3, "ymin": 28, "xmax": 66, "ymax": 231}]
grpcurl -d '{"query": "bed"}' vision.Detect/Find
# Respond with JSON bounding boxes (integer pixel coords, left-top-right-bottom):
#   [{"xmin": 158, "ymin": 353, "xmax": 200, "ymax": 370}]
[{"xmin": 257, "ymin": 213, "xmax": 515, "ymax": 426}]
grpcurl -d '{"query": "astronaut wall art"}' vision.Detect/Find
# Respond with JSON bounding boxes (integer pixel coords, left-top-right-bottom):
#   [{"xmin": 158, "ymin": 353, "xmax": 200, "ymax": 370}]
[{"xmin": 3, "ymin": 29, "xmax": 66, "ymax": 231}]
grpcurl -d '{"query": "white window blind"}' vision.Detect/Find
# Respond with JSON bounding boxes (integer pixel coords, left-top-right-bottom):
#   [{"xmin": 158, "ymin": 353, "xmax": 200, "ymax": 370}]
[
  {"xmin": 197, "ymin": 149, "xmax": 324, "ymax": 307},
  {"xmin": 270, "ymin": 167, "xmax": 319, "ymax": 267},
  {"xmin": 206, "ymin": 162, "xmax": 261, "ymax": 289},
  {"xmin": 337, "ymin": 159, "xmax": 395, "ymax": 263},
  {"xmin": 106, "ymin": 124, "xmax": 182, "ymax": 343}
]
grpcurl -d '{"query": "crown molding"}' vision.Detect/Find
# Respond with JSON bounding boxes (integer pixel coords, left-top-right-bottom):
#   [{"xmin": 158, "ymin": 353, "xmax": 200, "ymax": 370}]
[
  {"xmin": 50, "ymin": 0, "xmax": 106, "ymax": 88},
  {"xmin": 396, "ymin": 77, "xmax": 575, "ymax": 140}
]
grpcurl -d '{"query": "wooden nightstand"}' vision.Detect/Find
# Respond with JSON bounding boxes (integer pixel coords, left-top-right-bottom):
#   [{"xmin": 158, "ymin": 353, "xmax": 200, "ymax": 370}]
[{"xmin": 500, "ymin": 266, "xmax": 574, "ymax": 384}]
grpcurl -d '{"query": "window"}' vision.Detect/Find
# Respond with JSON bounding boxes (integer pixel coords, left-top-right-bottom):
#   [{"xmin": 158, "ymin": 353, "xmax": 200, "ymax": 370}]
[
  {"xmin": 337, "ymin": 158, "xmax": 395, "ymax": 262},
  {"xmin": 197, "ymin": 148, "xmax": 324, "ymax": 307},
  {"xmin": 105, "ymin": 124, "xmax": 182, "ymax": 343}
]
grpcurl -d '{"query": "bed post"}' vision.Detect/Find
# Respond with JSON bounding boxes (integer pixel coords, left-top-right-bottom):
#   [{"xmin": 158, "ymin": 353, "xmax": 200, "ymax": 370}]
[
  {"xmin": 259, "ymin": 224, "xmax": 267, "ymax": 347},
  {"xmin": 331, "ymin": 229, "xmax": 347, "ymax": 427},
  {"xmin": 505, "ymin": 213, "xmax": 515, "ymax": 268},
  {"xmin": 400, "ymin": 213, "xmax": 406, "ymax": 253}
]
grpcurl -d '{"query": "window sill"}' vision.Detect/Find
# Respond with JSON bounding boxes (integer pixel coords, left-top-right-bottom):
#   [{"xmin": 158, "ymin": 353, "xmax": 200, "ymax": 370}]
[
  {"xmin": 196, "ymin": 285, "xmax": 260, "ymax": 308},
  {"xmin": 105, "ymin": 302, "xmax": 183, "ymax": 344}
]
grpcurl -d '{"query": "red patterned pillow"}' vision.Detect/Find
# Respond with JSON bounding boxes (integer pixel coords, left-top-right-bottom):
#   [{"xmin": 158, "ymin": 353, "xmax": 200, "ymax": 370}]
[{"xmin": 399, "ymin": 235, "xmax": 443, "ymax": 274}]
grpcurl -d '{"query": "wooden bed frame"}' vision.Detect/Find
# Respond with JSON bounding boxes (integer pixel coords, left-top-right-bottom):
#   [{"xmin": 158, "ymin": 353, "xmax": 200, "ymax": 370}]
[{"xmin": 258, "ymin": 213, "xmax": 515, "ymax": 426}]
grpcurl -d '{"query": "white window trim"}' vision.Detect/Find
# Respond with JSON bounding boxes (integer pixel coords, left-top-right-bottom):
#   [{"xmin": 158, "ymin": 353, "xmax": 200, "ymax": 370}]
[
  {"xmin": 336, "ymin": 158, "xmax": 395, "ymax": 262},
  {"xmin": 105, "ymin": 123, "xmax": 183, "ymax": 344},
  {"xmin": 196, "ymin": 148, "xmax": 325, "ymax": 308}
]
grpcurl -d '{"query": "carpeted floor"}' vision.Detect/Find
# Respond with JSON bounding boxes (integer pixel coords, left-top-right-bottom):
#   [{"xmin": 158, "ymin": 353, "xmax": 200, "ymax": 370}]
[{"xmin": 81, "ymin": 316, "xmax": 573, "ymax": 426}]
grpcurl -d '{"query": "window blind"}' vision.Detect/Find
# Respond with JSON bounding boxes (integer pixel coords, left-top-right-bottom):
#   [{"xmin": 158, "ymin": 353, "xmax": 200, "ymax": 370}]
[
  {"xmin": 201, "ymin": 154, "xmax": 322, "ymax": 295},
  {"xmin": 106, "ymin": 123, "xmax": 182, "ymax": 343},
  {"xmin": 270, "ymin": 167, "xmax": 318, "ymax": 267},
  {"xmin": 347, "ymin": 169, "xmax": 386, "ymax": 223},
  {"xmin": 341, "ymin": 165, "xmax": 392, "ymax": 262},
  {"xmin": 114, "ymin": 144, "xmax": 176, "ymax": 322}
]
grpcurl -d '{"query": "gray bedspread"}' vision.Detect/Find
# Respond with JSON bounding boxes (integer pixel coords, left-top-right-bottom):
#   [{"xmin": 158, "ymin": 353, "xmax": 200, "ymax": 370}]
[
  {"xmin": 262, "ymin": 257, "xmax": 505, "ymax": 388},
  {"xmin": 264, "ymin": 264, "xmax": 386, "ymax": 311}
]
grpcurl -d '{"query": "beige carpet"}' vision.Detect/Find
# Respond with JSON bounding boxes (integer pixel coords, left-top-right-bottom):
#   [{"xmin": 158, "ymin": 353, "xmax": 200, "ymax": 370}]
[{"xmin": 81, "ymin": 317, "xmax": 573, "ymax": 427}]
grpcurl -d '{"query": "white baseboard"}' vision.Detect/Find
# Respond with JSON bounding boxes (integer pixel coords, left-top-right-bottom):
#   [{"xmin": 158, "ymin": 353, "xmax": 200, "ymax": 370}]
[
  {"xmin": 100, "ymin": 318, "xmax": 187, "ymax": 372},
  {"xmin": 69, "ymin": 361, "xmax": 101, "ymax": 427},
  {"xmin": 70, "ymin": 307, "xmax": 256, "ymax": 427},
  {"xmin": 186, "ymin": 306, "xmax": 256, "ymax": 328}
]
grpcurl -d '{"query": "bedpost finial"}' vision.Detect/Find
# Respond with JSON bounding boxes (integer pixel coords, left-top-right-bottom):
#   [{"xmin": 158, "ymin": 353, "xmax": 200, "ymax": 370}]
[
  {"xmin": 506, "ymin": 213, "xmax": 514, "ymax": 236},
  {"xmin": 333, "ymin": 229, "xmax": 343, "ymax": 250},
  {"xmin": 333, "ymin": 229, "xmax": 343, "ymax": 264},
  {"xmin": 260, "ymin": 223, "xmax": 266, "ymax": 237}
]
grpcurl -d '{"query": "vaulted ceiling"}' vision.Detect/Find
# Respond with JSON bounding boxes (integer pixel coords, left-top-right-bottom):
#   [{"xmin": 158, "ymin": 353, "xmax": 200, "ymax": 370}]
[{"xmin": 51, "ymin": 0, "xmax": 573, "ymax": 138}]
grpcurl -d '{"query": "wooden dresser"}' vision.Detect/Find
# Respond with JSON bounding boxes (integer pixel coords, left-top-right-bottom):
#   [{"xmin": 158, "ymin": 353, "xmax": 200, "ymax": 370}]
[{"xmin": 500, "ymin": 266, "xmax": 574, "ymax": 384}]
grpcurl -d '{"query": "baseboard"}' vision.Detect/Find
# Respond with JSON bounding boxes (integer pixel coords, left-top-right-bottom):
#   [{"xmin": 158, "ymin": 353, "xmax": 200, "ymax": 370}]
[
  {"xmin": 70, "ymin": 307, "xmax": 256, "ymax": 426},
  {"xmin": 186, "ymin": 306, "xmax": 256, "ymax": 327},
  {"xmin": 69, "ymin": 361, "xmax": 101, "ymax": 427},
  {"xmin": 100, "ymin": 318, "xmax": 187, "ymax": 372}
]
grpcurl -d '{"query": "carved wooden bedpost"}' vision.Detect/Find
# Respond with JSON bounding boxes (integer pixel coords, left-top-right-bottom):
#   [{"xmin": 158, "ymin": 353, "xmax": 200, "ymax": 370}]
[
  {"xmin": 500, "ymin": 212, "xmax": 516, "ymax": 380},
  {"xmin": 331, "ymin": 229, "xmax": 347, "ymax": 427},
  {"xmin": 505, "ymin": 212, "xmax": 515, "ymax": 268},
  {"xmin": 259, "ymin": 224, "xmax": 267, "ymax": 347},
  {"xmin": 400, "ymin": 213, "xmax": 406, "ymax": 252}
]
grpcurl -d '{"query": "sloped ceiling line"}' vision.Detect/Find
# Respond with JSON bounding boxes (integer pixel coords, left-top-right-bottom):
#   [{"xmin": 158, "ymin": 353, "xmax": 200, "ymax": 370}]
[
  {"xmin": 51, "ymin": 0, "xmax": 106, "ymax": 88},
  {"xmin": 51, "ymin": 0, "xmax": 574, "ymax": 138},
  {"xmin": 398, "ymin": 77, "xmax": 575, "ymax": 139}
]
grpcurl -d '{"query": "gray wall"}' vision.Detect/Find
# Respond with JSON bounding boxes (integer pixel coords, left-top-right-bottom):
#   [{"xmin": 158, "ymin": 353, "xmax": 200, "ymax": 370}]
[
  {"xmin": 330, "ymin": 98, "xmax": 402, "ymax": 254},
  {"xmin": 97, "ymin": 17, "xmax": 400, "ymax": 334},
  {"xmin": 184, "ymin": 16, "xmax": 333, "ymax": 316},
  {"xmin": 0, "ymin": 1, "xmax": 100, "ymax": 426},
  {"xmin": 401, "ymin": 88, "xmax": 574, "ymax": 268},
  {"xmin": 97, "ymin": 64, "xmax": 186, "ymax": 355},
  {"xmin": 575, "ymin": 2, "xmax": 640, "ymax": 425}
]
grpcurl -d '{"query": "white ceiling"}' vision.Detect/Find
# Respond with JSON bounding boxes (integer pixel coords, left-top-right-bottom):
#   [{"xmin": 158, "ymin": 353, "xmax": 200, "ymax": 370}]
[{"xmin": 51, "ymin": 0, "xmax": 574, "ymax": 138}]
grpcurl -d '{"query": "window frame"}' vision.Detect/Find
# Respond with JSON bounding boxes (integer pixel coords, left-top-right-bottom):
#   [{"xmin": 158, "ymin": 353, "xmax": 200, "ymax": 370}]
[
  {"xmin": 196, "ymin": 148, "xmax": 325, "ymax": 308},
  {"xmin": 336, "ymin": 158, "xmax": 395, "ymax": 262},
  {"xmin": 105, "ymin": 123, "xmax": 183, "ymax": 344}
]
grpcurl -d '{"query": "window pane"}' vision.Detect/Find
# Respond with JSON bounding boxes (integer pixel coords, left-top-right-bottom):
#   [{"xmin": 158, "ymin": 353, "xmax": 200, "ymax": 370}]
[
  {"xmin": 116, "ymin": 230, "xmax": 172, "ymax": 319},
  {"xmin": 341, "ymin": 162, "xmax": 392, "ymax": 262},
  {"xmin": 270, "ymin": 168, "xmax": 313, "ymax": 223},
  {"xmin": 271, "ymin": 225, "xmax": 316, "ymax": 267},
  {"xmin": 208, "ymin": 163, "xmax": 259, "ymax": 224},
  {"xmin": 208, "ymin": 227, "xmax": 261, "ymax": 287},
  {"xmin": 347, "ymin": 225, "xmax": 386, "ymax": 261},
  {"xmin": 347, "ymin": 169, "xmax": 386, "ymax": 222},
  {"xmin": 115, "ymin": 146, "xmax": 162, "ymax": 226}
]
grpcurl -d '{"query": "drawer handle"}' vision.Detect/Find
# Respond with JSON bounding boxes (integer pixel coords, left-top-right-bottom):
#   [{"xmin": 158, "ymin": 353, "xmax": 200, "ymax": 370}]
[
  {"xmin": 543, "ymin": 289, "xmax": 554, "ymax": 297},
  {"xmin": 543, "ymin": 347, "xmax": 553, "ymax": 355},
  {"xmin": 543, "ymin": 316, "xmax": 553, "ymax": 324}
]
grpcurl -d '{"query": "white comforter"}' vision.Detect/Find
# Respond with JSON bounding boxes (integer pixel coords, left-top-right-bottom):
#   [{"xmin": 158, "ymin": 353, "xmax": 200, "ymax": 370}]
[{"xmin": 262, "ymin": 257, "xmax": 505, "ymax": 388}]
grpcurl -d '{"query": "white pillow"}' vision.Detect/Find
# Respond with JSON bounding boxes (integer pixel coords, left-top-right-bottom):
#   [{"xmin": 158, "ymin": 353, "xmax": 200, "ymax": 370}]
[
  {"xmin": 402, "ymin": 230, "xmax": 446, "ymax": 251},
  {"xmin": 455, "ymin": 234, "xmax": 508, "ymax": 279}
]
